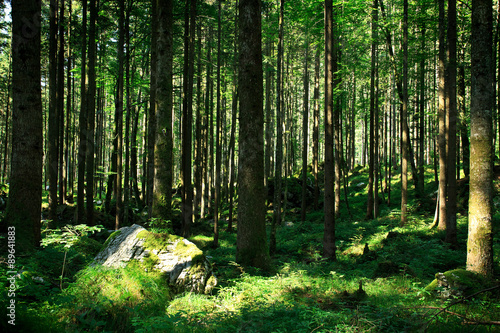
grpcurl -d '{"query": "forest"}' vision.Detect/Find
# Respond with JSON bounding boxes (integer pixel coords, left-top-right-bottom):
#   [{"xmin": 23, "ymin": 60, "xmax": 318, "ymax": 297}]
[{"xmin": 0, "ymin": 0, "xmax": 499, "ymax": 331}]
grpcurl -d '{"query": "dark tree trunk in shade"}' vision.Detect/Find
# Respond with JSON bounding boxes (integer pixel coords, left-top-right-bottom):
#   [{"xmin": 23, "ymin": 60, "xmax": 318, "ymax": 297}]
[
  {"xmin": 153, "ymin": 0, "xmax": 174, "ymax": 221},
  {"xmin": 236, "ymin": 0, "xmax": 270, "ymax": 270},
  {"xmin": 323, "ymin": 0, "xmax": 336, "ymax": 260},
  {"xmin": 7, "ymin": 0, "xmax": 43, "ymax": 252}
]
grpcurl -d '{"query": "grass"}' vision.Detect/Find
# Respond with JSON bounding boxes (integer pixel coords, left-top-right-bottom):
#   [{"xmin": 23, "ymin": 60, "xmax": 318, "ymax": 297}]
[{"xmin": 1, "ymin": 164, "xmax": 499, "ymax": 332}]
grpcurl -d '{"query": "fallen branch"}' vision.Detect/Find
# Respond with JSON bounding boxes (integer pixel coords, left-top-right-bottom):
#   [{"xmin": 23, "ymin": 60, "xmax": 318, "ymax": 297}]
[
  {"xmin": 422, "ymin": 284, "xmax": 500, "ymax": 329},
  {"xmin": 422, "ymin": 306, "xmax": 500, "ymax": 326}
]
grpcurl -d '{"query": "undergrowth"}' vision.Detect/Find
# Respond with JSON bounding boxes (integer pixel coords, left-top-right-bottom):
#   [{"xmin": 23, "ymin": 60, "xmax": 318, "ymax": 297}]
[{"xmin": 1, "ymin": 165, "xmax": 499, "ymax": 332}]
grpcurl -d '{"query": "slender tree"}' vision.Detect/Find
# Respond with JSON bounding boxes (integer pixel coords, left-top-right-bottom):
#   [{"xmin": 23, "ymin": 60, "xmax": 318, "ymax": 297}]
[
  {"xmin": 236, "ymin": 0, "xmax": 270, "ymax": 269},
  {"xmin": 76, "ymin": 0, "xmax": 88, "ymax": 224},
  {"xmin": 445, "ymin": 0, "xmax": 457, "ymax": 245},
  {"xmin": 467, "ymin": 0, "xmax": 494, "ymax": 278},
  {"xmin": 366, "ymin": 0, "xmax": 378, "ymax": 220},
  {"xmin": 323, "ymin": 0, "xmax": 336, "ymax": 259},
  {"xmin": 86, "ymin": 0, "xmax": 97, "ymax": 226},
  {"xmin": 214, "ymin": 0, "xmax": 222, "ymax": 246},
  {"xmin": 312, "ymin": 46, "xmax": 320, "ymax": 210},
  {"xmin": 400, "ymin": 0, "xmax": 409, "ymax": 226},
  {"xmin": 147, "ymin": 0, "xmax": 158, "ymax": 219},
  {"xmin": 301, "ymin": 36, "xmax": 309, "ymax": 223},
  {"xmin": 271, "ymin": 0, "xmax": 284, "ymax": 255},
  {"xmin": 115, "ymin": 0, "xmax": 125, "ymax": 229},
  {"xmin": 437, "ymin": 0, "xmax": 447, "ymax": 230},
  {"xmin": 181, "ymin": 0, "xmax": 196, "ymax": 238},
  {"xmin": 48, "ymin": 0, "xmax": 59, "ymax": 224}
]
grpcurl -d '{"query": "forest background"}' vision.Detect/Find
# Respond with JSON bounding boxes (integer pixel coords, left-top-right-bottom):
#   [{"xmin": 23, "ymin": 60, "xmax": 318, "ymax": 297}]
[{"xmin": 0, "ymin": 0, "xmax": 499, "ymax": 331}]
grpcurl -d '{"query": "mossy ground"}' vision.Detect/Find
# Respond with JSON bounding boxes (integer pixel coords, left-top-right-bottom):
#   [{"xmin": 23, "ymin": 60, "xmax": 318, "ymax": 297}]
[{"xmin": 1, "ymin": 165, "xmax": 499, "ymax": 332}]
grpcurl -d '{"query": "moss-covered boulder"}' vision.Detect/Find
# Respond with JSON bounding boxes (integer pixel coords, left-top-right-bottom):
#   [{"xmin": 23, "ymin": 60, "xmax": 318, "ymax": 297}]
[
  {"xmin": 424, "ymin": 269, "xmax": 486, "ymax": 300},
  {"xmin": 93, "ymin": 224, "xmax": 216, "ymax": 294}
]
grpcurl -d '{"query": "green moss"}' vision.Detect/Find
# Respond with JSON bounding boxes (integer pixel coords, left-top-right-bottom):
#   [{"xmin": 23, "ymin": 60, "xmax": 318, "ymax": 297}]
[
  {"xmin": 137, "ymin": 229, "xmax": 180, "ymax": 250},
  {"xmin": 72, "ymin": 237, "xmax": 102, "ymax": 258},
  {"xmin": 424, "ymin": 268, "xmax": 488, "ymax": 299},
  {"xmin": 103, "ymin": 230, "xmax": 122, "ymax": 248},
  {"xmin": 174, "ymin": 239, "xmax": 203, "ymax": 261}
]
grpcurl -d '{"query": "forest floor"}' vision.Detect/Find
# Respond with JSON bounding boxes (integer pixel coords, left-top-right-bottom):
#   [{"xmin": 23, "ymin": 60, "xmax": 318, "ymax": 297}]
[{"xmin": 1, "ymin": 165, "xmax": 500, "ymax": 332}]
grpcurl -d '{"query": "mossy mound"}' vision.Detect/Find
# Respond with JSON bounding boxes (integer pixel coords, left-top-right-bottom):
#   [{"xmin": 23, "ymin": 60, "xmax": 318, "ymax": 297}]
[
  {"xmin": 424, "ymin": 268, "xmax": 488, "ymax": 300},
  {"xmin": 93, "ymin": 224, "xmax": 216, "ymax": 295}
]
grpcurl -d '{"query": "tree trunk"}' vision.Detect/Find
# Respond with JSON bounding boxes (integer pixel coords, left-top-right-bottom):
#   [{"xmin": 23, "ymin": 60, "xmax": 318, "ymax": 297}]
[
  {"xmin": 7, "ymin": 0, "xmax": 43, "ymax": 252},
  {"xmin": 114, "ymin": 0, "xmax": 125, "ymax": 230},
  {"xmin": 446, "ymin": 0, "xmax": 457, "ymax": 245},
  {"xmin": 48, "ymin": 0, "xmax": 59, "ymax": 224},
  {"xmin": 123, "ymin": 5, "xmax": 131, "ymax": 226},
  {"xmin": 147, "ymin": 0, "xmax": 158, "ymax": 219},
  {"xmin": 467, "ymin": 0, "xmax": 494, "ymax": 278},
  {"xmin": 86, "ymin": 0, "xmax": 98, "ymax": 226},
  {"xmin": 181, "ymin": 0, "xmax": 196, "ymax": 238},
  {"xmin": 236, "ymin": 0, "xmax": 270, "ymax": 270},
  {"xmin": 437, "ymin": 0, "xmax": 447, "ymax": 230},
  {"xmin": 301, "ymin": 36, "xmax": 309, "ymax": 223},
  {"xmin": 57, "ymin": 0, "xmax": 65, "ymax": 206},
  {"xmin": 76, "ymin": 0, "xmax": 88, "ymax": 224},
  {"xmin": 312, "ymin": 46, "xmax": 320, "ymax": 211},
  {"xmin": 323, "ymin": 0, "xmax": 336, "ymax": 260},
  {"xmin": 270, "ymin": 0, "xmax": 284, "ymax": 255},
  {"xmin": 214, "ymin": 0, "xmax": 222, "ymax": 247},
  {"xmin": 366, "ymin": 0, "xmax": 378, "ymax": 220},
  {"xmin": 400, "ymin": 0, "xmax": 409, "ymax": 226},
  {"xmin": 153, "ymin": 0, "xmax": 174, "ymax": 221}
]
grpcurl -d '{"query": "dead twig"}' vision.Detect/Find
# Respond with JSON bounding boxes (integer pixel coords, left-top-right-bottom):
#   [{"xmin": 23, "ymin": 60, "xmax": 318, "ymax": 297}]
[{"xmin": 422, "ymin": 284, "xmax": 500, "ymax": 330}]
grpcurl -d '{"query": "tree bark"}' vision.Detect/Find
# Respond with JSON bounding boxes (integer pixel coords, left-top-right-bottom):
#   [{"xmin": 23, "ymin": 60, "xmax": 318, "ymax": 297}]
[
  {"xmin": 236, "ymin": 0, "xmax": 270, "ymax": 270},
  {"xmin": 86, "ymin": 0, "xmax": 98, "ymax": 226},
  {"xmin": 437, "ymin": 0, "xmax": 447, "ymax": 230},
  {"xmin": 323, "ymin": 0, "xmax": 336, "ymax": 260},
  {"xmin": 301, "ymin": 36, "xmax": 309, "ymax": 223},
  {"xmin": 181, "ymin": 0, "xmax": 196, "ymax": 238},
  {"xmin": 312, "ymin": 46, "xmax": 320, "ymax": 211},
  {"xmin": 366, "ymin": 0, "xmax": 378, "ymax": 220},
  {"xmin": 7, "ymin": 0, "xmax": 43, "ymax": 252},
  {"xmin": 467, "ymin": 0, "xmax": 494, "ymax": 278},
  {"xmin": 271, "ymin": 0, "xmax": 284, "ymax": 255},
  {"xmin": 153, "ymin": 0, "xmax": 174, "ymax": 221},
  {"xmin": 48, "ymin": 0, "xmax": 59, "ymax": 224},
  {"xmin": 147, "ymin": 0, "xmax": 158, "ymax": 219},
  {"xmin": 400, "ymin": 0, "xmax": 409, "ymax": 226},
  {"xmin": 446, "ymin": 0, "xmax": 457, "ymax": 245},
  {"xmin": 114, "ymin": 0, "xmax": 125, "ymax": 230},
  {"xmin": 76, "ymin": 0, "xmax": 88, "ymax": 224}
]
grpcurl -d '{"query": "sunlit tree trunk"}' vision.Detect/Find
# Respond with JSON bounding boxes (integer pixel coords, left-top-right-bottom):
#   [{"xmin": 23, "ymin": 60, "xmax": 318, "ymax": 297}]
[
  {"xmin": 467, "ymin": 0, "xmax": 494, "ymax": 278},
  {"xmin": 437, "ymin": 0, "xmax": 447, "ymax": 230}
]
